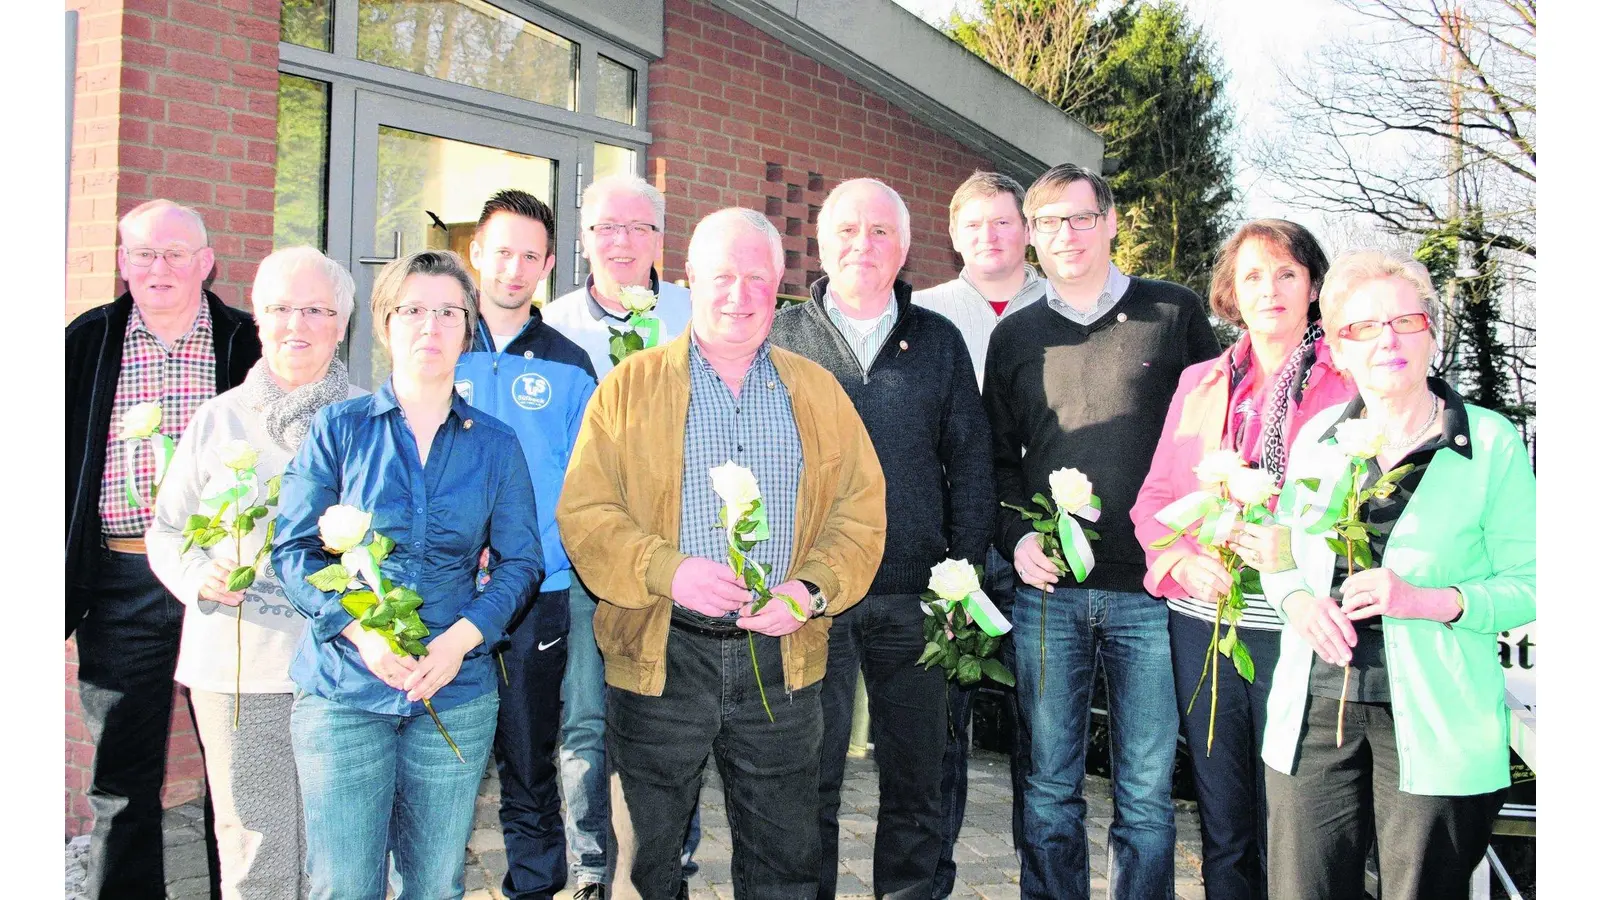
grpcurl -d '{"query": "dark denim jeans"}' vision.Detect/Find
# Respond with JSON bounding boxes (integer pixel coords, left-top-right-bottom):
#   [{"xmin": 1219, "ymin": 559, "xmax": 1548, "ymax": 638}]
[
  {"xmin": 1266, "ymin": 695, "xmax": 1505, "ymax": 900},
  {"xmin": 1012, "ymin": 585, "xmax": 1177, "ymax": 900},
  {"xmin": 935, "ymin": 547, "xmax": 1025, "ymax": 898},
  {"xmin": 75, "ymin": 549, "xmax": 221, "ymax": 900},
  {"xmin": 292, "ymin": 689, "xmax": 500, "ymax": 899},
  {"xmin": 607, "ymin": 623, "xmax": 822, "ymax": 900},
  {"xmin": 817, "ymin": 593, "xmax": 948, "ymax": 900},
  {"xmin": 494, "ymin": 589, "xmax": 570, "ymax": 900},
  {"xmin": 561, "ymin": 581, "xmax": 700, "ymax": 887},
  {"xmin": 1169, "ymin": 610, "xmax": 1282, "ymax": 900}
]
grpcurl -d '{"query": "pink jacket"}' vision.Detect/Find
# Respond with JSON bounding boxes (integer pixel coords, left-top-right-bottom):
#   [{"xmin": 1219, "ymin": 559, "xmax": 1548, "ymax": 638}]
[{"xmin": 1130, "ymin": 333, "xmax": 1354, "ymax": 600}]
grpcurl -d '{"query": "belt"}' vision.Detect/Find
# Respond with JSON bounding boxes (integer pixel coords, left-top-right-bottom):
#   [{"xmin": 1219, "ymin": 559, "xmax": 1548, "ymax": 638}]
[
  {"xmin": 670, "ymin": 611, "xmax": 747, "ymax": 640},
  {"xmin": 104, "ymin": 536, "xmax": 147, "ymax": 554}
]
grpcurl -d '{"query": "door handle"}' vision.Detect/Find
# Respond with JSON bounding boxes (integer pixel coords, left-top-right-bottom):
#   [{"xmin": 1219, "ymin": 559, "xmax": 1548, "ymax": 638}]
[{"xmin": 359, "ymin": 231, "xmax": 402, "ymax": 265}]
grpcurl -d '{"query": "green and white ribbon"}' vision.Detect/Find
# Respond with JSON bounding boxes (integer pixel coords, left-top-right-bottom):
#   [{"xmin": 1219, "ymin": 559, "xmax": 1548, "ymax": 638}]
[
  {"xmin": 1197, "ymin": 500, "xmax": 1240, "ymax": 547},
  {"xmin": 1056, "ymin": 496, "xmax": 1100, "ymax": 582},
  {"xmin": 122, "ymin": 433, "xmax": 176, "ymax": 509},
  {"xmin": 342, "ymin": 544, "xmax": 385, "ymax": 596},
  {"xmin": 199, "ymin": 469, "xmax": 259, "ymax": 514},
  {"xmin": 1155, "ymin": 491, "xmax": 1235, "ymax": 548},
  {"xmin": 922, "ymin": 588, "xmax": 1013, "ymax": 637},
  {"xmin": 1290, "ymin": 453, "xmax": 1360, "ymax": 536},
  {"xmin": 629, "ymin": 313, "xmax": 662, "ymax": 349}
]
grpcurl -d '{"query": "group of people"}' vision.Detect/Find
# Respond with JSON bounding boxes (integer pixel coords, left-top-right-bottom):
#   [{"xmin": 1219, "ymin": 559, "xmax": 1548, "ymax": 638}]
[{"xmin": 64, "ymin": 161, "xmax": 1534, "ymax": 900}]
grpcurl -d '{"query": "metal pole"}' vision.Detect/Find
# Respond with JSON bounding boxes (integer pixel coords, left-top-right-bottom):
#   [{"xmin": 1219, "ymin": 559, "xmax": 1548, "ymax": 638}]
[{"xmin": 66, "ymin": 10, "xmax": 77, "ymax": 246}]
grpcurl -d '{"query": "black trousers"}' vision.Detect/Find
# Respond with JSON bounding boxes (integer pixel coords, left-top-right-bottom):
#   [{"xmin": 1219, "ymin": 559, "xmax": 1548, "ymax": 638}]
[
  {"xmin": 1266, "ymin": 694, "xmax": 1505, "ymax": 900},
  {"xmin": 608, "ymin": 623, "xmax": 823, "ymax": 900},
  {"xmin": 817, "ymin": 593, "xmax": 949, "ymax": 900},
  {"xmin": 492, "ymin": 588, "xmax": 570, "ymax": 900},
  {"xmin": 75, "ymin": 548, "xmax": 221, "ymax": 900},
  {"xmin": 1169, "ymin": 611, "xmax": 1281, "ymax": 900}
]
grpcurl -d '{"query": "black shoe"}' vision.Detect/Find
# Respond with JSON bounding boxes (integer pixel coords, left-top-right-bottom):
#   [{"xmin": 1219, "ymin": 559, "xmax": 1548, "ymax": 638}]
[
  {"xmin": 573, "ymin": 884, "xmax": 607, "ymax": 900},
  {"xmin": 677, "ymin": 881, "xmax": 690, "ymax": 900}
]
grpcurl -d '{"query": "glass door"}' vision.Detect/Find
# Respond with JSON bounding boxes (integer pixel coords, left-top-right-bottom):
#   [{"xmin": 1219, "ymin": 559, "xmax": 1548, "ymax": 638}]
[{"xmin": 349, "ymin": 90, "xmax": 579, "ymax": 387}]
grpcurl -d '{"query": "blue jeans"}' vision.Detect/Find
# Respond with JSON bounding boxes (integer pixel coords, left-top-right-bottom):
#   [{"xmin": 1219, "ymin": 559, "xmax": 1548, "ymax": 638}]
[
  {"xmin": 495, "ymin": 589, "xmax": 570, "ymax": 899},
  {"xmin": 560, "ymin": 580, "xmax": 699, "ymax": 886},
  {"xmin": 292, "ymin": 689, "xmax": 499, "ymax": 899},
  {"xmin": 1012, "ymin": 585, "xmax": 1177, "ymax": 900}
]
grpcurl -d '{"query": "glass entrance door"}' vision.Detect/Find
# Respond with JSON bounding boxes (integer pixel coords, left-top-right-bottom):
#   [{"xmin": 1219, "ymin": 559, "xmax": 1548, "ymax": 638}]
[{"xmin": 349, "ymin": 91, "xmax": 578, "ymax": 387}]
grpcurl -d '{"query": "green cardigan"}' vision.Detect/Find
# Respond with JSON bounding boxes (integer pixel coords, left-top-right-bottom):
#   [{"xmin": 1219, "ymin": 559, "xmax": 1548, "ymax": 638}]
[{"xmin": 1261, "ymin": 398, "xmax": 1536, "ymax": 796}]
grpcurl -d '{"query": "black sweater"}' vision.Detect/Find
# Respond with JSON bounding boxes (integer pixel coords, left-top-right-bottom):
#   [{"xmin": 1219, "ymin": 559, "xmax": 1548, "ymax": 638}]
[
  {"xmin": 769, "ymin": 277, "xmax": 995, "ymax": 595},
  {"xmin": 66, "ymin": 291, "xmax": 260, "ymax": 637},
  {"xmin": 984, "ymin": 277, "xmax": 1220, "ymax": 593}
]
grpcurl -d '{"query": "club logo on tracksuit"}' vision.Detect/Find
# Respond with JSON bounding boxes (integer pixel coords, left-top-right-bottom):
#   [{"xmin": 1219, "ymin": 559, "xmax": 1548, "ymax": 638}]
[{"xmin": 512, "ymin": 373, "xmax": 552, "ymax": 410}]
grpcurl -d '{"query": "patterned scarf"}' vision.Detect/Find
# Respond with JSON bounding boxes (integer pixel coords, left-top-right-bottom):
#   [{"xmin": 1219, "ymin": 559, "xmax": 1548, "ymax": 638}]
[
  {"xmin": 241, "ymin": 356, "xmax": 350, "ymax": 453},
  {"xmin": 1258, "ymin": 322, "xmax": 1324, "ymax": 484}
]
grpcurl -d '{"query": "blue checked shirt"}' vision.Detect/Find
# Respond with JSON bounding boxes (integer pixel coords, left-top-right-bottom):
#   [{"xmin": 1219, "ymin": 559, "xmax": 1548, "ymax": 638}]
[
  {"xmin": 823, "ymin": 288, "xmax": 899, "ymax": 372},
  {"xmin": 678, "ymin": 340, "xmax": 803, "ymax": 618}
]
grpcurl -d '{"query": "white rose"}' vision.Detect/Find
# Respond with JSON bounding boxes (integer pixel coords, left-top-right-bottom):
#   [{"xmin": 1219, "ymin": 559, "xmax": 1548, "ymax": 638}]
[
  {"xmin": 317, "ymin": 505, "xmax": 373, "ymax": 555},
  {"xmin": 619, "ymin": 285, "xmax": 659, "ymax": 315},
  {"xmin": 928, "ymin": 558, "xmax": 982, "ymax": 603},
  {"xmin": 1333, "ymin": 418, "xmax": 1386, "ymax": 460},
  {"xmin": 1193, "ymin": 449, "xmax": 1247, "ymax": 487},
  {"xmin": 709, "ymin": 461, "xmax": 762, "ymax": 523},
  {"xmin": 118, "ymin": 402, "xmax": 164, "ymax": 440},
  {"xmin": 217, "ymin": 439, "xmax": 259, "ymax": 472},
  {"xmin": 1049, "ymin": 468, "xmax": 1094, "ymax": 514},
  {"xmin": 1226, "ymin": 467, "xmax": 1280, "ymax": 507}
]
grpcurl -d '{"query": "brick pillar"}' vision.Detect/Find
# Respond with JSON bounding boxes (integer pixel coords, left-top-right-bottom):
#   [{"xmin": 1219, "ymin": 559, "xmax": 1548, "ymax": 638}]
[{"xmin": 64, "ymin": 0, "xmax": 283, "ymax": 838}]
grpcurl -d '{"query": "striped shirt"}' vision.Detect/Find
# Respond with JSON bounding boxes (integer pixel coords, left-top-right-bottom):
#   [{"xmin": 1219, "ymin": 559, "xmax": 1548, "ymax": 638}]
[
  {"xmin": 1044, "ymin": 263, "xmax": 1131, "ymax": 327},
  {"xmin": 822, "ymin": 289, "xmax": 898, "ymax": 372},
  {"xmin": 99, "ymin": 301, "xmax": 216, "ymax": 537},
  {"xmin": 911, "ymin": 265, "xmax": 1046, "ymax": 388},
  {"xmin": 1167, "ymin": 570, "xmax": 1282, "ymax": 631},
  {"xmin": 678, "ymin": 340, "xmax": 803, "ymax": 620}
]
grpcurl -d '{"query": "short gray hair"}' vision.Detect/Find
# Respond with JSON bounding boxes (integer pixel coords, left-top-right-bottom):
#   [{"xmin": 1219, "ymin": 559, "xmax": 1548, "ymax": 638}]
[
  {"xmin": 119, "ymin": 198, "xmax": 208, "ymax": 246},
  {"xmin": 818, "ymin": 178, "xmax": 911, "ymax": 244},
  {"xmin": 251, "ymin": 246, "xmax": 357, "ymax": 326},
  {"xmin": 687, "ymin": 208, "xmax": 785, "ymax": 279},
  {"xmin": 1321, "ymin": 249, "xmax": 1441, "ymax": 339},
  {"xmin": 581, "ymin": 174, "xmax": 666, "ymax": 231}
]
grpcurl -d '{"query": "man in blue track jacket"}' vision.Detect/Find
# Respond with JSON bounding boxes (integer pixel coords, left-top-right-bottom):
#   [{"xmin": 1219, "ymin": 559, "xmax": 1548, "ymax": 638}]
[{"xmin": 455, "ymin": 189, "xmax": 597, "ymax": 900}]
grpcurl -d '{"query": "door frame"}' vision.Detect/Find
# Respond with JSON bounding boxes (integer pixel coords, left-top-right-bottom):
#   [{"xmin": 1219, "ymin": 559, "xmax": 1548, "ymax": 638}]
[{"xmin": 345, "ymin": 90, "xmax": 580, "ymax": 387}]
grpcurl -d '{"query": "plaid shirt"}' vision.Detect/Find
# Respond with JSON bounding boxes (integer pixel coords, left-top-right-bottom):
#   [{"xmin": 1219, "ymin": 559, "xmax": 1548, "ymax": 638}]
[
  {"xmin": 99, "ymin": 301, "xmax": 217, "ymax": 537},
  {"xmin": 679, "ymin": 339, "xmax": 803, "ymax": 616}
]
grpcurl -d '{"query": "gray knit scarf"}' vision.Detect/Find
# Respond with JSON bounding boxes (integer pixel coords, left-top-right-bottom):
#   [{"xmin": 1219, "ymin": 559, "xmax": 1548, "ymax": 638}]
[{"xmin": 241, "ymin": 356, "xmax": 350, "ymax": 453}]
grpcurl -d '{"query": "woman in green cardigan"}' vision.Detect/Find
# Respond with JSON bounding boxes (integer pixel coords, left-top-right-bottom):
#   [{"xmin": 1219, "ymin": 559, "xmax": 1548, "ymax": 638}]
[{"xmin": 1256, "ymin": 249, "xmax": 1535, "ymax": 900}]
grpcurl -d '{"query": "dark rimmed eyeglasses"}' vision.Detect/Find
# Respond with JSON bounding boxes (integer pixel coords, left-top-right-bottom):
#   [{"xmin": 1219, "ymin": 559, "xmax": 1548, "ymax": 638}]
[
  {"xmin": 1031, "ymin": 211, "xmax": 1106, "ymax": 234},
  {"xmin": 1337, "ymin": 312, "xmax": 1431, "ymax": 342}
]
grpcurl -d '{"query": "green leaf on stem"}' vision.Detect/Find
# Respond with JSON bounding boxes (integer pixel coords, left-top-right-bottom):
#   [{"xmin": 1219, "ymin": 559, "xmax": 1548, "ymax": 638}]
[
  {"xmin": 1231, "ymin": 640, "xmax": 1256, "ymax": 682},
  {"xmin": 1217, "ymin": 625, "xmax": 1237, "ymax": 658},
  {"xmin": 956, "ymin": 655, "xmax": 982, "ymax": 685},
  {"xmin": 264, "ymin": 474, "xmax": 282, "ymax": 506},
  {"xmin": 185, "ymin": 514, "xmax": 210, "ymax": 531},
  {"xmin": 1296, "ymin": 476, "xmax": 1322, "ymax": 492},
  {"xmin": 338, "ymin": 589, "xmax": 378, "ymax": 618},
  {"xmin": 1149, "ymin": 530, "xmax": 1183, "ymax": 550},
  {"xmin": 308, "ymin": 563, "xmax": 353, "ymax": 593},
  {"xmin": 775, "ymin": 592, "xmax": 807, "ymax": 623},
  {"xmin": 980, "ymin": 658, "xmax": 1016, "ymax": 687},
  {"xmin": 225, "ymin": 566, "xmax": 256, "ymax": 593},
  {"xmin": 916, "ymin": 641, "xmax": 944, "ymax": 667},
  {"xmin": 369, "ymin": 533, "xmax": 396, "ymax": 564}
]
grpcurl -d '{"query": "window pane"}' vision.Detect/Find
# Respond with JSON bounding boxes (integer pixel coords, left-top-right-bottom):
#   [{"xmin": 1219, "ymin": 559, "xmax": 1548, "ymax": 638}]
[
  {"xmin": 358, "ymin": 0, "xmax": 576, "ymax": 110},
  {"xmin": 281, "ymin": 0, "xmax": 333, "ymax": 51},
  {"xmin": 596, "ymin": 55, "xmax": 635, "ymax": 125},
  {"xmin": 274, "ymin": 74, "xmax": 330, "ymax": 250},
  {"xmin": 593, "ymin": 143, "xmax": 637, "ymax": 181},
  {"xmin": 371, "ymin": 125, "xmax": 556, "ymax": 382}
]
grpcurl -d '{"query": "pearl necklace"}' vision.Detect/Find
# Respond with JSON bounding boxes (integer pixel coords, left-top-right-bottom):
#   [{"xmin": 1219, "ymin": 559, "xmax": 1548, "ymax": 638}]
[{"xmin": 1377, "ymin": 393, "xmax": 1440, "ymax": 453}]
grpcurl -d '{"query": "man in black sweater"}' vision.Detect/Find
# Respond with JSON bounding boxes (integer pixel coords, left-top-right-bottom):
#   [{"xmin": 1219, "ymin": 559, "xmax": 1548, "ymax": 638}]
[
  {"xmin": 985, "ymin": 164, "xmax": 1221, "ymax": 900},
  {"xmin": 770, "ymin": 178, "xmax": 995, "ymax": 900}
]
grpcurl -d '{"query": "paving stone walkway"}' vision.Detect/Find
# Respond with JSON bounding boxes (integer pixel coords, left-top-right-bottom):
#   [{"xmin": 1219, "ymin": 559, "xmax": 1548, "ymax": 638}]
[{"xmin": 67, "ymin": 748, "xmax": 1206, "ymax": 900}]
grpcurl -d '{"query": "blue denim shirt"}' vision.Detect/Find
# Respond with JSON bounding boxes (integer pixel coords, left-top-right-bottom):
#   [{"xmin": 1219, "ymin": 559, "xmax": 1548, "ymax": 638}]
[{"xmin": 273, "ymin": 379, "xmax": 543, "ymax": 714}]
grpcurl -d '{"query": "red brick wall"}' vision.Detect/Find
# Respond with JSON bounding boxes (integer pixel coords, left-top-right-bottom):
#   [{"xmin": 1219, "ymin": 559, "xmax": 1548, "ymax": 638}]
[
  {"xmin": 648, "ymin": 0, "xmax": 994, "ymax": 294},
  {"xmin": 64, "ymin": 0, "xmax": 282, "ymax": 838},
  {"xmin": 66, "ymin": 0, "xmax": 281, "ymax": 324}
]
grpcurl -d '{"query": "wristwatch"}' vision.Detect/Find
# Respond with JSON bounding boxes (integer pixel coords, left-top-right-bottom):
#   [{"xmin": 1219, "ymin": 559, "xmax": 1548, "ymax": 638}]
[{"xmin": 799, "ymin": 580, "xmax": 827, "ymax": 617}]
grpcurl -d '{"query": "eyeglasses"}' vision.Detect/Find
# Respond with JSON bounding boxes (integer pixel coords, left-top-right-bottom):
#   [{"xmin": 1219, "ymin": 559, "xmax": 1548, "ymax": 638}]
[
  {"xmin": 124, "ymin": 247, "xmax": 201, "ymax": 268},
  {"xmin": 263, "ymin": 304, "xmax": 340, "ymax": 321},
  {"xmin": 586, "ymin": 222, "xmax": 659, "ymax": 238},
  {"xmin": 1337, "ymin": 312, "xmax": 1431, "ymax": 342},
  {"xmin": 1031, "ymin": 212, "xmax": 1106, "ymax": 234},
  {"xmin": 391, "ymin": 304, "xmax": 470, "ymax": 328}
]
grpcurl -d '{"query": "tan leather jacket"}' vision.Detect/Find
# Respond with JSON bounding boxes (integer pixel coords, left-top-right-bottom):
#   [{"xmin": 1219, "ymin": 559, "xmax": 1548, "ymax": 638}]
[{"xmin": 556, "ymin": 331, "xmax": 886, "ymax": 697}]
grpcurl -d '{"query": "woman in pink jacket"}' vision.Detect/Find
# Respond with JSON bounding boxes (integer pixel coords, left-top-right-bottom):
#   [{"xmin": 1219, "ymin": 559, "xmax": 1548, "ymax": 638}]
[{"xmin": 1131, "ymin": 219, "xmax": 1353, "ymax": 900}]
